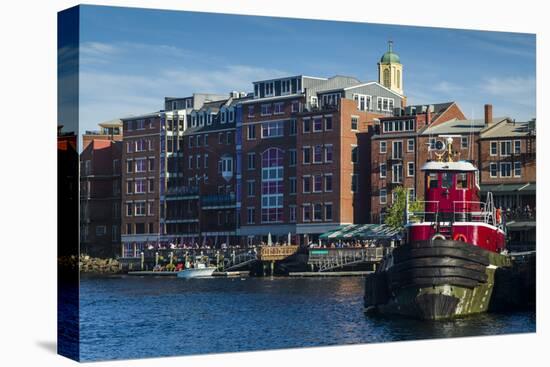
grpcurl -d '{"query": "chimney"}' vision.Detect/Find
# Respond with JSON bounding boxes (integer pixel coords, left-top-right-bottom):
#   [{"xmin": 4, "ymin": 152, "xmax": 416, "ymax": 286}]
[
  {"xmin": 426, "ymin": 105, "xmax": 432, "ymax": 124},
  {"xmin": 484, "ymin": 104, "xmax": 493, "ymax": 125}
]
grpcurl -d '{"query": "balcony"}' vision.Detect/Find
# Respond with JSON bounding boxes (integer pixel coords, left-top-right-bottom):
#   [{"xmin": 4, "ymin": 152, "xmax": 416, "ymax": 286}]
[
  {"xmin": 200, "ymin": 193, "xmax": 236, "ymax": 209},
  {"xmin": 165, "ymin": 186, "xmax": 199, "ymax": 198}
]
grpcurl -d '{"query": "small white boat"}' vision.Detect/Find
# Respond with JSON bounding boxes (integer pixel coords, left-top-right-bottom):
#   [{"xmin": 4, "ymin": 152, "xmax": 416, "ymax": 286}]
[{"xmin": 177, "ymin": 263, "xmax": 217, "ymax": 278}]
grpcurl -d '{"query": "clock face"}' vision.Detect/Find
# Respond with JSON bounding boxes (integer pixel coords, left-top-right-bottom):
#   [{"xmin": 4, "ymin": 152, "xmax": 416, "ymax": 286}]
[{"xmin": 435, "ymin": 140, "xmax": 446, "ymax": 151}]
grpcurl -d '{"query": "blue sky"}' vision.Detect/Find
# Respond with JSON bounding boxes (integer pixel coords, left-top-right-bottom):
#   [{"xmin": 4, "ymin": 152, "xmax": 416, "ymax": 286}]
[{"xmin": 77, "ymin": 5, "xmax": 536, "ymax": 133}]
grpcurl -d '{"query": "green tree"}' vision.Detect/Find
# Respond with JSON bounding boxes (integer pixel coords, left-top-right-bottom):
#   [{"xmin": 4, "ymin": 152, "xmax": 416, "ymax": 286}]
[{"xmin": 384, "ymin": 186, "xmax": 424, "ymax": 229}]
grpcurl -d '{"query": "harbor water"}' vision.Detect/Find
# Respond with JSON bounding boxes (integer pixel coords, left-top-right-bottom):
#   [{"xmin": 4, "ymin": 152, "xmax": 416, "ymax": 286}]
[{"xmin": 79, "ymin": 275, "xmax": 535, "ymax": 361}]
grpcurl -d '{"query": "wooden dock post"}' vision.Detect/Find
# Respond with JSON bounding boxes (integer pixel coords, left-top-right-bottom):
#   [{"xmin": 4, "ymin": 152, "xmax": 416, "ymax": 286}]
[
  {"xmin": 155, "ymin": 252, "xmax": 159, "ymax": 266},
  {"xmin": 140, "ymin": 252, "xmax": 144, "ymax": 270}
]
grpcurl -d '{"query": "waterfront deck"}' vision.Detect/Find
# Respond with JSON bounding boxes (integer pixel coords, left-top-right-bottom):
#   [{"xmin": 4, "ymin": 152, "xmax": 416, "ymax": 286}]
[{"xmin": 308, "ymin": 247, "xmax": 390, "ymax": 272}]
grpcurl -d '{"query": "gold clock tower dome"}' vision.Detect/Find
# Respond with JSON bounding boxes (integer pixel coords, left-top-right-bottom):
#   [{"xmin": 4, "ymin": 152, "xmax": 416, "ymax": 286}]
[{"xmin": 378, "ymin": 41, "xmax": 403, "ymax": 96}]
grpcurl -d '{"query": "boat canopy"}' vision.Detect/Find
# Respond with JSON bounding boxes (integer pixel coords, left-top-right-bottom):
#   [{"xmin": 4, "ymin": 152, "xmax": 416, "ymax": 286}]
[
  {"xmin": 319, "ymin": 224, "xmax": 401, "ymax": 241},
  {"xmin": 421, "ymin": 160, "xmax": 477, "ymax": 172}
]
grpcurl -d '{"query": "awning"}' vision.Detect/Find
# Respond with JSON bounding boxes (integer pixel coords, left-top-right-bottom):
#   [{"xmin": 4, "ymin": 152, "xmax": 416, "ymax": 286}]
[
  {"xmin": 319, "ymin": 224, "xmax": 402, "ymax": 241},
  {"xmin": 481, "ymin": 182, "xmax": 536, "ymax": 194}
]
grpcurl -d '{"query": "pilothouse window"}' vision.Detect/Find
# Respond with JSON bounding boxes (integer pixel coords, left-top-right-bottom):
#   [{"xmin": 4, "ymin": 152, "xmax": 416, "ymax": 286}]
[
  {"xmin": 441, "ymin": 173, "xmax": 453, "ymax": 189},
  {"xmin": 457, "ymin": 173, "xmax": 468, "ymax": 189},
  {"xmin": 428, "ymin": 173, "xmax": 438, "ymax": 188}
]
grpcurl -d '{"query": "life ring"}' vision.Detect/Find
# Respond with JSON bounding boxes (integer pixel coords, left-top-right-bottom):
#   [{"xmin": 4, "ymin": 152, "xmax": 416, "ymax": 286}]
[
  {"xmin": 495, "ymin": 208, "xmax": 502, "ymax": 224},
  {"xmin": 431, "ymin": 234, "xmax": 446, "ymax": 241},
  {"xmin": 453, "ymin": 233, "xmax": 467, "ymax": 242}
]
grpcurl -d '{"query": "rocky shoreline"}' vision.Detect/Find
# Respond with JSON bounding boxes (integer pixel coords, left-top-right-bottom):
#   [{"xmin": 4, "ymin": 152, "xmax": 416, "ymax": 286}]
[{"xmin": 79, "ymin": 255, "xmax": 122, "ymax": 274}]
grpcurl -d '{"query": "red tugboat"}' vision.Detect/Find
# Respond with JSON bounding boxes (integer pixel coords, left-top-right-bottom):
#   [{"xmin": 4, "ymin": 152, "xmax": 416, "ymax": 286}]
[{"xmin": 365, "ymin": 136, "xmax": 512, "ymax": 320}]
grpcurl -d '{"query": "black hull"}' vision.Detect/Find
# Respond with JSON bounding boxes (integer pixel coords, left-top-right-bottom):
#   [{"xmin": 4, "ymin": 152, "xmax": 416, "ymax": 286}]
[{"xmin": 365, "ymin": 239, "xmax": 511, "ymax": 320}]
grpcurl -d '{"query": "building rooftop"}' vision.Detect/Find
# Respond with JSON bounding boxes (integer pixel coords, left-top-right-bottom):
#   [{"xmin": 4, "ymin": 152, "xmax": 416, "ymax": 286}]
[
  {"xmin": 421, "ymin": 116, "xmax": 508, "ymax": 136},
  {"xmin": 480, "ymin": 119, "xmax": 536, "ymax": 138}
]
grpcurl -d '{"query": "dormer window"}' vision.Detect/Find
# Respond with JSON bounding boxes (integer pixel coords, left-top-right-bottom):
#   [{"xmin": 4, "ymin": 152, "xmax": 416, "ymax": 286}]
[
  {"xmin": 281, "ymin": 79, "xmax": 291, "ymax": 95},
  {"xmin": 254, "ymin": 84, "xmax": 260, "ymax": 98},
  {"xmin": 228, "ymin": 109, "xmax": 234, "ymax": 123},
  {"xmin": 220, "ymin": 110, "xmax": 226, "ymax": 124},
  {"xmin": 265, "ymin": 82, "xmax": 275, "ymax": 97}
]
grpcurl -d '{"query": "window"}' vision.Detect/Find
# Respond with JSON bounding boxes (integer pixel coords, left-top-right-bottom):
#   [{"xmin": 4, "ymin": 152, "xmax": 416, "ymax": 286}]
[
  {"xmin": 220, "ymin": 110, "xmax": 226, "ymax": 124},
  {"xmin": 148, "ymin": 223, "xmax": 154, "ymax": 234},
  {"xmin": 289, "ymin": 119, "xmax": 297, "ymax": 135},
  {"xmin": 377, "ymin": 97, "xmax": 394, "ymax": 111},
  {"xmin": 325, "ymin": 175, "xmax": 333, "ymax": 192},
  {"xmin": 261, "ymin": 104, "xmax": 272, "ymax": 116},
  {"xmin": 218, "ymin": 133, "xmax": 224, "ymax": 144},
  {"xmin": 325, "ymin": 116, "xmax": 333, "ymax": 131},
  {"xmin": 291, "ymin": 101, "xmax": 299, "ymax": 113},
  {"xmin": 247, "ymin": 153, "xmax": 256, "ymax": 170},
  {"xmin": 313, "ymin": 145, "xmax": 323, "ymax": 163},
  {"xmin": 428, "ymin": 173, "xmax": 439, "ymax": 188},
  {"xmin": 303, "ymin": 118, "xmax": 311, "ymax": 133},
  {"xmin": 407, "ymin": 162, "xmax": 415, "ymax": 177},
  {"xmin": 126, "ymin": 121, "xmax": 133, "ymax": 131},
  {"xmin": 261, "ymin": 148, "xmax": 284, "ymax": 223},
  {"xmin": 248, "ymin": 105, "xmax": 255, "ymax": 118},
  {"xmin": 325, "ymin": 145, "xmax": 333, "ymax": 163},
  {"xmin": 392, "ymin": 141, "xmax": 403, "ymax": 159},
  {"xmin": 490, "ymin": 163, "xmax": 498, "ymax": 178},
  {"xmin": 135, "ymin": 139, "xmax": 146, "ymax": 152},
  {"xmin": 313, "ymin": 117, "xmax": 323, "ymax": 132},
  {"xmin": 514, "ymin": 140, "xmax": 521, "ymax": 154},
  {"xmin": 351, "ymin": 116, "xmax": 358, "ymax": 130},
  {"xmin": 310, "ymin": 96, "xmax": 318, "ymax": 108},
  {"xmin": 289, "ymin": 149, "xmax": 297, "ymax": 166},
  {"xmin": 135, "ymin": 179, "xmax": 146, "ymax": 194},
  {"xmin": 351, "ymin": 174, "xmax": 358, "ymax": 192},
  {"xmin": 407, "ymin": 139, "xmax": 415, "ymax": 152},
  {"xmin": 204, "ymin": 154, "xmax": 209, "ymax": 169},
  {"xmin": 261, "ymin": 121, "xmax": 284, "ymax": 138},
  {"xmin": 229, "ymin": 109, "xmax": 234, "ymax": 123},
  {"xmin": 136, "ymin": 119, "xmax": 145, "ymax": 130},
  {"xmin": 377, "ymin": 97, "xmax": 383, "ymax": 111},
  {"xmin": 148, "ymin": 178, "xmax": 154, "ymax": 192},
  {"xmin": 325, "ymin": 203, "xmax": 333, "ymax": 221},
  {"xmin": 196, "ymin": 155, "xmax": 201, "ymax": 169},
  {"xmin": 148, "ymin": 201, "xmax": 154, "ymax": 216},
  {"xmin": 380, "ymin": 141, "xmax": 387, "ymax": 154},
  {"xmin": 247, "ymin": 125, "xmax": 256, "ymax": 140},
  {"xmin": 281, "ymin": 79, "xmax": 291, "ymax": 95},
  {"xmin": 207, "ymin": 113, "xmax": 213, "ymax": 126},
  {"xmin": 490, "ymin": 142, "xmax": 497, "ymax": 156},
  {"xmin": 302, "ymin": 147, "xmax": 311, "ymax": 164},
  {"xmin": 135, "ymin": 159, "xmax": 146, "ymax": 173},
  {"xmin": 148, "ymin": 158, "xmax": 155, "ymax": 171},
  {"xmin": 514, "ymin": 162, "xmax": 521, "ymax": 177},
  {"xmin": 500, "ymin": 162, "xmax": 512, "ymax": 177},
  {"xmin": 313, "ymin": 204, "xmax": 323, "ymax": 221},
  {"xmin": 126, "ymin": 160, "xmax": 133, "ymax": 173},
  {"xmin": 221, "ymin": 156, "xmax": 233, "ymax": 176},
  {"xmin": 313, "ymin": 175, "xmax": 323, "ymax": 192},
  {"xmin": 392, "ymin": 164, "xmax": 403, "ymax": 183},
  {"xmin": 188, "ymin": 156, "xmax": 193, "ymax": 169},
  {"xmin": 247, "ymin": 180, "xmax": 255, "ymax": 196},
  {"xmin": 196, "ymin": 135, "xmax": 202, "ymax": 147},
  {"xmin": 302, "ymin": 204, "xmax": 312, "ymax": 222},
  {"xmin": 226, "ymin": 131, "xmax": 233, "ymax": 145},
  {"xmin": 112, "ymin": 225, "xmax": 118, "ymax": 242},
  {"xmin": 135, "ymin": 202, "xmax": 145, "ymax": 216},
  {"xmin": 380, "ymin": 189, "xmax": 387, "ymax": 204},
  {"xmin": 274, "ymin": 102, "xmax": 284, "ymax": 115},
  {"xmin": 302, "ymin": 176, "xmax": 311, "ymax": 193},
  {"xmin": 457, "ymin": 173, "xmax": 468, "ymax": 189},
  {"xmin": 500, "ymin": 141, "xmax": 512, "ymax": 156},
  {"xmin": 126, "ymin": 202, "xmax": 133, "ymax": 216},
  {"xmin": 441, "ymin": 173, "xmax": 453, "ymax": 188},
  {"xmin": 289, "ymin": 177, "xmax": 297, "ymax": 194},
  {"xmin": 127, "ymin": 141, "xmax": 134, "ymax": 153},
  {"xmin": 380, "ymin": 163, "xmax": 387, "ymax": 178},
  {"xmin": 461, "ymin": 136, "xmax": 468, "ymax": 149},
  {"xmin": 351, "ymin": 146, "xmax": 358, "ymax": 164},
  {"xmin": 126, "ymin": 181, "xmax": 133, "ymax": 194},
  {"xmin": 264, "ymin": 82, "xmax": 274, "ymax": 97},
  {"xmin": 247, "ymin": 207, "xmax": 255, "ymax": 224},
  {"xmin": 289, "ymin": 206, "xmax": 297, "ymax": 222},
  {"xmin": 126, "ymin": 223, "xmax": 133, "ymax": 235}
]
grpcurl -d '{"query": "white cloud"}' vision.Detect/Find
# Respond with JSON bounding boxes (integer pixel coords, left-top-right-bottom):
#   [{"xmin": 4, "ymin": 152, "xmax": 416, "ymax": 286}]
[{"xmin": 481, "ymin": 76, "xmax": 536, "ymax": 107}]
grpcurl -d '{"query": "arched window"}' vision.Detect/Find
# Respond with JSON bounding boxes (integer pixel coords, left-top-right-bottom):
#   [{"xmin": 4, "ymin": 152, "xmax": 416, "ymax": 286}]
[
  {"xmin": 383, "ymin": 68, "xmax": 390, "ymax": 86},
  {"xmin": 261, "ymin": 148, "xmax": 284, "ymax": 223}
]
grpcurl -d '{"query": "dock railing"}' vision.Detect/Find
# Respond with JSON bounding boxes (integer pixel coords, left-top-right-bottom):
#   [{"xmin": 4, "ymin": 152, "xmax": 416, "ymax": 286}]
[{"xmin": 308, "ymin": 247, "xmax": 389, "ymax": 272}]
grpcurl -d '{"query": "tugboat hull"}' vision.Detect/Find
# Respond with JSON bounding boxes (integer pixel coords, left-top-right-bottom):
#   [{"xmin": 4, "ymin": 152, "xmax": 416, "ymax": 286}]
[{"xmin": 364, "ymin": 239, "xmax": 511, "ymax": 320}]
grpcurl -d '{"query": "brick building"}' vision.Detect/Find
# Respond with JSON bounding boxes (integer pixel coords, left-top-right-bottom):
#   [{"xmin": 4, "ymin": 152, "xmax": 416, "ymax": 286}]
[
  {"xmin": 237, "ymin": 74, "xmax": 405, "ymax": 245},
  {"xmin": 80, "ymin": 127, "xmax": 123, "ymax": 257},
  {"xmin": 82, "ymin": 119, "xmax": 123, "ymax": 150},
  {"xmin": 370, "ymin": 102, "xmax": 467, "ymax": 222}
]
